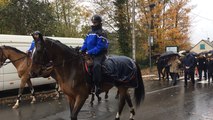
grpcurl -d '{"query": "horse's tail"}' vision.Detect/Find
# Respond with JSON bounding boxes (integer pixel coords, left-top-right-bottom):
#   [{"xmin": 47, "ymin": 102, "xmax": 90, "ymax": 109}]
[{"xmin": 134, "ymin": 63, "xmax": 145, "ymax": 107}]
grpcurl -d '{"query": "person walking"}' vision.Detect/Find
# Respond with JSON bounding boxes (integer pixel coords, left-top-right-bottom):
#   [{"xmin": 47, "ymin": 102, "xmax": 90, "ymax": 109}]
[
  {"xmin": 168, "ymin": 56, "xmax": 181, "ymax": 86},
  {"xmin": 207, "ymin": 54, "xmax": 213, "ymax": 82},
  {"xmin": 182, "ymin": 52, "xmax": 196, "ymax": 87},
  {"xmin": 197, "ymin": 54, "xmax": 207, "ymax": 81}
]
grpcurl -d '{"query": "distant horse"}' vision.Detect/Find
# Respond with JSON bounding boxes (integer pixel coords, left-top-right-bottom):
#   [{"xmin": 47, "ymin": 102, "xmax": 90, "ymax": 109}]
[
  {"xmin": 30, "ymin": 38, "xmax": 145, "ymax": 120},
  {"xmin": 156, "ymin": 57, "xmax": 170, "ymax": 80},
  {"xmin": 0, "ymin": 45, "xmax": 53, "ymax": 109}
]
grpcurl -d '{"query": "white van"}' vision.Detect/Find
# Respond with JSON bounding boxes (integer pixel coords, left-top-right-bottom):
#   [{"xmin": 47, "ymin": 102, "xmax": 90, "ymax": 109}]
[{"xmin": 0, "ymin": 34, "xmax": 83, "ymax": 91}]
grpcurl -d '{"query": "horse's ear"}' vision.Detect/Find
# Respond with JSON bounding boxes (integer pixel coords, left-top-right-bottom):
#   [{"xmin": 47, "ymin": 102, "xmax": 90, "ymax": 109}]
[{"xmin": 40, "ymin": 36, "xmax": 45, "ymax": 41}]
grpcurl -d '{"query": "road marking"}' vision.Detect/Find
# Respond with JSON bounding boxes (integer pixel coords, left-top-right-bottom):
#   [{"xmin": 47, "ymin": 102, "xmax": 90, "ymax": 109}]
[
  {"xmin": 142, "ymin": 75, "xmax": 156, "ymax": 78},
  {"xmin": 197, "ymin": 81, "xmax": 209, "ymax": 84},
  {"xmin": 146, "ymin": 85, "xmax": 180, "ymax": 95}
]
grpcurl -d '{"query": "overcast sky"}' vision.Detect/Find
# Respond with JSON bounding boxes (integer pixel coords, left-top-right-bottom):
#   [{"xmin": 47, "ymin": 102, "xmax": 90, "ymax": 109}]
[{"xmin": 189, "ymin": 0, "xmax": 213, "ymax": 44}]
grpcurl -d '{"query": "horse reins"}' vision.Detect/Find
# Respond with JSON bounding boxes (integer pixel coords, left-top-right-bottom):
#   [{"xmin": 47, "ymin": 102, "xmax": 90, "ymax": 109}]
[{"xmin": 3, "ymin": 56, "xmax": 27, "ymax": 66}]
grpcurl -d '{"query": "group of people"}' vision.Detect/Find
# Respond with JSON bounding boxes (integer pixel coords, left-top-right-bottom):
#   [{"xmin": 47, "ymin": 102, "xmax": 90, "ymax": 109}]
[
  {"xmin": 161, "ymin": 51, "xmax": 213, "ymax": 87},
  {"xmin": 28, "ymin": 15, "xmax": 108, "ymax": 95}
]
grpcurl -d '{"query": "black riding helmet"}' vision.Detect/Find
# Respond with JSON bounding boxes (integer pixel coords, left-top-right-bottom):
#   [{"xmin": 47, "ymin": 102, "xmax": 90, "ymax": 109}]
[
  {"xmin": 31, "ymin": 31, "xmax": 43, "ymax": 40},
  {"xmin": 91, "ymin": 15, "xmax": 102, "ymax": 24},
  {"xmin": 31, "ymin": 31, "xmax": 41, "ymax": 36}
]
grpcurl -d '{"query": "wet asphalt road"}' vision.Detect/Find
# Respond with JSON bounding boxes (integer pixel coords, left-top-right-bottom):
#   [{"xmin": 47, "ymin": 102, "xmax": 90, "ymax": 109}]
[{"xmin": 1, "ymin": 78, "xmax": 213, "ymax": 120}]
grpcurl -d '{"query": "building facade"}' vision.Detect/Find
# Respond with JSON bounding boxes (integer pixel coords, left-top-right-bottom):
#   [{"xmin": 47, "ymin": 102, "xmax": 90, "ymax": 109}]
[{"xmin": 190, "ymin": 40, "xmax": 213, "ymax": 53}]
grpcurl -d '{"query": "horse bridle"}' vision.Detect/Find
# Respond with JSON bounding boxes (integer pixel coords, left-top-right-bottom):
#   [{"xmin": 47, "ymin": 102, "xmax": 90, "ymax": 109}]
[
  {"xmin": 0, "ymin": 47, "xmax": 7, "ymax": 67},
  {"xmin": 0, "ymin": 46, "xmax": 27, "ymax": 67}
]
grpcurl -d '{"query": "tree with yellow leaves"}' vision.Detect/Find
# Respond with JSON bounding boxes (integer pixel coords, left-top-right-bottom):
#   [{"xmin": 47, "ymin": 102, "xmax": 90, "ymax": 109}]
[{"xmin": 137, "ymin": 0, "xmax": 192, "ymax": 56}]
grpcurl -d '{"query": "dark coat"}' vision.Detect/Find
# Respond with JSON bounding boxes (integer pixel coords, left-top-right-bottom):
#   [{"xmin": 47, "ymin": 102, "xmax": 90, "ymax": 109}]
[
  {"xmin": 182, "ymin": 53, "xmax": 196, "ymax": 72},
  {"xmin": 197, "ymin": 57, "xmax": 207, "ymax": 69},
  {"xmin": 207, "ymin": 59, "xmax": 213, "ymax": 73}
]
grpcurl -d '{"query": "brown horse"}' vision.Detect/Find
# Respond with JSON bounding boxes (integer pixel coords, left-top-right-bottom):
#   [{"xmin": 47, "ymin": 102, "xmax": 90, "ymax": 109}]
[
  {"xmin": 0, "ymin": 45, "xmax": 36, "ymax": 108},
  {"xmin": 0, "ymin": 45, "xmax": 54, "ymax": 109},
  {"xmin": 30, "ymin": 38, "xmax": 145, "ymax": 120}
]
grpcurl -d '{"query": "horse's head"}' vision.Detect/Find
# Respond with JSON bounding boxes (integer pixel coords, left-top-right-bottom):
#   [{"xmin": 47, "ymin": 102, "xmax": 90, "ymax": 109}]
[
  {"xmin": 0, "ymin": 46, "xmax": 7, "ymax": 68},
  {"xmin": 30, "ymin": 39, "xmax": 53, "ymax": 78},
  {"xmin": 30, "ymin": 38, "xmax": 81, "ymax": 78}
]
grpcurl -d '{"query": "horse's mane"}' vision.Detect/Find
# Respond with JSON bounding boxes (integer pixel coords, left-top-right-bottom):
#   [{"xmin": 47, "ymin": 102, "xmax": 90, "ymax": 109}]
[
  {"xmin": 45, "ymin": 38, "xmax": 80, "ymax": 56},
  {"xmin": 3, "ymin": 46, "xmax": 27, "ymax": 55},
  {"xmin": 72, "ymin": 46, "xmax": 81, "ymax": 52}
]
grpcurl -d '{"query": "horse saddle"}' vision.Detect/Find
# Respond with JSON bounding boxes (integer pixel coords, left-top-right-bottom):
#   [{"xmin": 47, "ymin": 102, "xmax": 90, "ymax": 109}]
[{"xmin": 84, "ymin": 55, "xmax": 138, "ymax": 87}]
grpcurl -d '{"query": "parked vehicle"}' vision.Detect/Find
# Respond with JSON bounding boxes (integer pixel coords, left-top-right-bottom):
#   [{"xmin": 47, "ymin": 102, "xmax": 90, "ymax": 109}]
[{"xmin": 0, "ymin": 34, "xmax": 83, "ymax": 91}]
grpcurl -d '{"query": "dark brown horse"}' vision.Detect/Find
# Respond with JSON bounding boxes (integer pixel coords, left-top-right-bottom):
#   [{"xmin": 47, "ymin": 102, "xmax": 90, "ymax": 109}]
[
  {"xmin": 30, "ymin": 38, "xmax": 145, "ymax": 120},
  {"xmin": 0, "ymin": 46, "xmax": 36, "ymax": 109}
]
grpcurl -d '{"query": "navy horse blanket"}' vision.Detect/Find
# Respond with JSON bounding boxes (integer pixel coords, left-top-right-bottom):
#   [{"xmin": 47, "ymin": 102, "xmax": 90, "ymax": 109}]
[{"xmin": 102, "ymin": 55, "xmax": 138, "ymax": 87}]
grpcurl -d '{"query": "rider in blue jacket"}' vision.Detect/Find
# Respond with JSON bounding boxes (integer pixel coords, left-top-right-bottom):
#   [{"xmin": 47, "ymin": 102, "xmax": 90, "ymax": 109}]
[
  {"xmin": 27, "ymin": 31, "xmax": 42, "ymax": 54},
  {"xmin": 80, "ymin": 15, "xmax": 109, "ymax": 95}
]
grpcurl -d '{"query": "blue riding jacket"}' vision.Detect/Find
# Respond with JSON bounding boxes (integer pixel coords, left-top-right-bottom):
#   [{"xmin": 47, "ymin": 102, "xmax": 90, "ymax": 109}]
[
  {"xmin": 80, "ymin": 28, "xmax": 109, "ymax": 55},
  {"xmin": 28, "ymin": 38, "xmax": 41, "ymax": 52},
  {"xmin": 28, "ymin": 40, "xmax": 35, "ymax": 52}
]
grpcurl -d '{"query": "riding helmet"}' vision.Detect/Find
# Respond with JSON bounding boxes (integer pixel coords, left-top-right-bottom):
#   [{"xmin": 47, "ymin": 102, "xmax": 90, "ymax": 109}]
[
  {"xmin": 32, "ymin": 31, "xmax": 41, "ymax": 35},
  {"xmin": 91, "ymin": 15, "xmax": 102, "ymax": 23}
]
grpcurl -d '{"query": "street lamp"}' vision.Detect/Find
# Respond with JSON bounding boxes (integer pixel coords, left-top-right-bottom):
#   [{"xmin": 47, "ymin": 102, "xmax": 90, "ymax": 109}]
[
  {"xmin": 148, "ymin": 3, "xmax": 155, "ymax": 74},
  {"xmin": 132, "ymin": 0, "xmax": 136, "ymax": 60}
]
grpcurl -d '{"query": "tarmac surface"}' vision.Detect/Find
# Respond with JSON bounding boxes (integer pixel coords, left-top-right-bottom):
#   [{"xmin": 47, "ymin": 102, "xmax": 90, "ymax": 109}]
[{"xmin": 1, "ymin": 76, "xmax": 213, "ymax": 120}]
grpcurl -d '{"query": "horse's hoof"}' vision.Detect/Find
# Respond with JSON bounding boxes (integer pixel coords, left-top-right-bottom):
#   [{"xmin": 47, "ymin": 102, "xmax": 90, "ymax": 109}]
[
  {"xmin": 54, "ymin": 94, "xmax": 60, "ymax": 100},
  {"xmin": 56, "ymin": 94, "xmax": 60, "ymax": 98},
  {"xmin": 53, "ymin": 97, "xmax": 59, "ymax": 100},
  {"xmin": 105, "ymin": 95, "xmax": 108, "ymax": 99},
  {"xmin": 115, "ymin": 118, "xmax": 120, "ymax": 120},
  {"xmin": 130, "ymin": 110, "xmax": 135, "ymax": 115},
  {"xmin": 31, "ymin": 101, "xmax": 35, "ymax": 104},
  {"xmin": 129, "ymin": 118, "xmax": 134, "ymax": 120},
  {"xmin": 98, "ymin": 97, "xmax": 102, "ymax": 102},
  {"xmin": 12, "ymin": 105, "xmax": 19, "ymax": 109}
]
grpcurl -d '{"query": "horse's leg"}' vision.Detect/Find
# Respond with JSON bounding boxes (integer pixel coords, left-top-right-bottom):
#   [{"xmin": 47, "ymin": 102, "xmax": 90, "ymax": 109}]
[
  {"xmin": 157, "ymin": 67, "xmax": 161, "ymax": 81},
  {"xmin": 26, "ymin": 79, "xmax": 36, "ymax": 104},
  {"xmin": 166, "ymin": 68, "xmax": 170, "ymax": 81},
  {"xmin": 115, "ymin": 90, "xmax": 119, "ymax": 99},
  {"xmin": 90, "ymin": 93, "xmax": 95, "ymax": 105},
  {"xmin": 13, "ymin": 77, "xmax": 27, "ymax": 109},
  {"xmin": 71, "ymin": 96, "xmax": 87, "ymax": 120},
  {"xmin": 96, "ymin": 93, "xmax": 102, "ymax": 102},
  {"xmin": 67, "ymin": 96, "xmax": 75, "ymax": 118},
  {"xmin": 115, "ymin": 88, "xmax": 126, "ymax": 120},
  {"xmin": 55, "ymin": 83, "xmax": 61, "ymax": 99},
  {"xmin": 125, "ymin": 92, "xmax": 135, "ymax": 120},
  {"xmin": 105, "ymin": 90, "xmax": 109, "ymax": 99}
]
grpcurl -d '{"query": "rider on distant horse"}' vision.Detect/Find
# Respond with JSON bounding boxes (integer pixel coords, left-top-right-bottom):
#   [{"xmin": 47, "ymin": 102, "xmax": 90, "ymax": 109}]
[
  {"xmin": 27, "ymin": 31, "xmax": 42, "ymax": 55},
  {"xmin": 80, "ymin": 15, "xmax": 109, "ymax": 95},
  {"xmin": 27, "ymin": 31, "xmax": 52, "ymax": 71}
]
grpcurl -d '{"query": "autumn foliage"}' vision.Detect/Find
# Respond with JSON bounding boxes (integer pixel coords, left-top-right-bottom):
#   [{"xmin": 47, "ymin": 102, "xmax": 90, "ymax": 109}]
[{"xmin": 137, "ymin": 0, "xmax": 192, "ymax": 58}]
